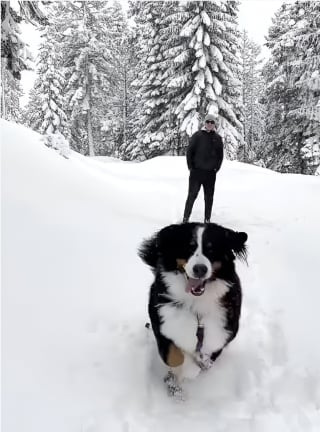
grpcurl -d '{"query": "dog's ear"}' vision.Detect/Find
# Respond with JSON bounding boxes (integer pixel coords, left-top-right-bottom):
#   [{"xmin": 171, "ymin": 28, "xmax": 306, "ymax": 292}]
[
  {"xmin": 139, "ymin": 224, "xmax": 185, "ymax": 270},
  {"xmin": 227, "ymin": 230, "xmax": 248, "ymax": 261},
  {"xmin": 138, "ymin": 233, "xmax": 159, "ymax": 269}
]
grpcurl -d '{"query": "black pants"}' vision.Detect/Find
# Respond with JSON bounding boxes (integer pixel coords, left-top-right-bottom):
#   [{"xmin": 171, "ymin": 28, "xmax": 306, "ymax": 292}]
[{"xmin": 183, "ymin": 169, "xmax": 216, "ymax": 221}]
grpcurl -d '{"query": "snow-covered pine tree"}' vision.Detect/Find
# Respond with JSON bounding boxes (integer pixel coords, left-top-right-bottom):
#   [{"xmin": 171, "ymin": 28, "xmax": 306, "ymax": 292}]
[
  {"xmin": 217, "ymin": 0, "xmax": 244, "ymax": 158},
  {"xmin": 126, "ymin": 1, "xmax": 183, "ymax": 160},
  {"xmin": 17, "ymin": 1, "xmax": 47, "ymax": 26},
  {"xmin": 1, "ymin": 1, "xmax": 46, "ymax": 79},
  {"xmin": 263, "ymin": 2, "xmax": 319, "ymax": 174},
  {"xmin": 21, "ymin": 87, "xmax": 41, "ymax": 129},
  {"xmin": 95, "ymin": 0, "xmax": 128, "ymax": 157},
  {"xmin": 240, "ymin": 29, "xmax": 251, "ymax": 161},
  {"xmin": 263, "ymin": 4, "xmax": 300, "ymax": 172},
  {"xmin": 118, "ymin": 28, "xmax": 139, "ymax": 159},
  {"xmin": 170, "ymin": 0, "xmax": 243, "ymax": 159},
  {"xmin": 172, "ymin": 2, "xmax": 220, "ymax": 136},
  {"xmin": 239, "ymin": 30, "xmax": 265, "ymax": 163},
  {"xmin": 288, "ymin": 1, "xmax": 320, "ymax": 174},
  {"xmin": 1, "ymin": 1, "xmax": 30, "ymax": 117},
  {"xmin": 23, "ymin": 9, "xmax": 68, "ymax": 137},
  {"xmin": 56, "ymin": 1, "xmax": 122, "ymax": 156},
  {"xmin": 127, "ymin": 1, "xmax": 243, "ymax": 160},
  {"xmin": 1, "ymin": 66, "xmax": 23, "ymax": 121},
  {"xmin": 1, "ymin": 1, "xmax": 47, "ymax": 117}
]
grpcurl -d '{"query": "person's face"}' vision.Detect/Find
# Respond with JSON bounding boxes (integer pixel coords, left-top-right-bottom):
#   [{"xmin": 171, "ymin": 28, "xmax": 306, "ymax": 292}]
[{"xmin": 205, "ymin": 120, "xmax": 215, "ymax": 131}]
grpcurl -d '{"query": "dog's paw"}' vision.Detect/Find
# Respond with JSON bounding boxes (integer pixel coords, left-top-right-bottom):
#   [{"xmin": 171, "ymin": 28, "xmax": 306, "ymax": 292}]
[
  {"xmin": 164, "ymin": 371, "xmax": 186, "ymax": 401},
  {"xmin": 195, "ymin": 353, "xmax": 214, "ymax": 371}
]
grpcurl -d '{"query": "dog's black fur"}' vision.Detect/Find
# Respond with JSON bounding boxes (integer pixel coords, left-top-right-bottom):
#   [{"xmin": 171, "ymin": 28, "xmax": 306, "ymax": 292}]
[{"xmin": 139, "ymin": 222, "xmax": 248, "ymax": 372}]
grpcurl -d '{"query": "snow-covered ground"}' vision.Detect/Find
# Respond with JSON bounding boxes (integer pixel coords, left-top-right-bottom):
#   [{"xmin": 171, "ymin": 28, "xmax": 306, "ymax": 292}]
[{"xmin": 2, "ymin": 119, "xmax": 320, "ymax": 432}]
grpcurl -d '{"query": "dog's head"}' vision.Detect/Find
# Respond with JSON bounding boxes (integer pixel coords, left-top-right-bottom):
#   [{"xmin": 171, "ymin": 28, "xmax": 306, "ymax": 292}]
[{"xmin": 139, "ymin": 222, "xmax": 248, "ymax": 296}]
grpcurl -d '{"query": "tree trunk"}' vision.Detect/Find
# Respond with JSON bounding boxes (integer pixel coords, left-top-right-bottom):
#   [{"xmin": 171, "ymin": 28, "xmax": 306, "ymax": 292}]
[
  {"xmin": 1, "ymin": 59, "xmax": 7, "ymax": 119},
  {"xmin": 297, "ymin": 131, "xmax": 306, "ymax": 174},
  {"xmin": 83, "ymin": 2, "xmax": 94, "ymax": 157},
  {"xmin": 249, "ymin": 74, "xmax": 254, "ymax": 159},
  {"xmin": 87, "ymin": 109, "xmax": 94, "ymax": 156},
  {"xmin": 123, "ymin": 66, "xmax": 127, "ymax": 152}
]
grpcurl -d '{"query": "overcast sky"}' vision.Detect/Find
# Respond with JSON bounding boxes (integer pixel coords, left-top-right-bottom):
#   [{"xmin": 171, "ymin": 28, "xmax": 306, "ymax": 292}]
[
  {"xmin": 20, "ymin": 0, "xmax": 288, "ymax": 106},
  {"xmin": 238, "ymin": 0, "xmax": 293, "ymax": 47}
]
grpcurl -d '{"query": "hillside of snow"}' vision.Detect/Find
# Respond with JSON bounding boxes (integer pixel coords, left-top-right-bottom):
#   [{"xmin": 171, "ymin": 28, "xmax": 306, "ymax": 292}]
[{"xmin": 2, "ymin": 119, "xmax": 320, "ymax": 432}]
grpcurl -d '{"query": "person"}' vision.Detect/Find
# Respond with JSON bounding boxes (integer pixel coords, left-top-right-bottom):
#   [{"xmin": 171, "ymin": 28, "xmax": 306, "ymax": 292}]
[{"xmin": 182, "ymin": 114, "xmax": 224, "ymax": 223}]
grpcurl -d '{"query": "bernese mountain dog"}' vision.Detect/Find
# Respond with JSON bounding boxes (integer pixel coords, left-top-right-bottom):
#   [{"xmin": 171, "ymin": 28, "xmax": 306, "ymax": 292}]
[{"xmin": 139, "ymin": 222, "xmax": 248, "ymax": 397}]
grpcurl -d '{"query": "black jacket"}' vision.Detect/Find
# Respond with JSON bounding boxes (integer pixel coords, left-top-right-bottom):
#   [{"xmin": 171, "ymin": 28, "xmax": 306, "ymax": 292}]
[{"xmin": 186, "ymin": 130, "xmax": 224, "ymax": 171}]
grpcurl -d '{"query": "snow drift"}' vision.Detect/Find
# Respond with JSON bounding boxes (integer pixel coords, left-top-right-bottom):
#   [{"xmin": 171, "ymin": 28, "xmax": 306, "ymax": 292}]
[{"xmin": 2, "ymin": 120, "xmax": 320, "ymax": 432}]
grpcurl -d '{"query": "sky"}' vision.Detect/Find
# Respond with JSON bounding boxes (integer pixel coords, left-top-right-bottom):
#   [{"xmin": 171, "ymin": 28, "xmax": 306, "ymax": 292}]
[
  {"xmin": 20, "ymin": 0, "xmax": 287, "ymax": 107},
  {"xmin": 3, "ymin": 118, "xmax": 320, "ymax": 431},
  {"xmin": 238, "ymin": 0, "xmax": 282, "ymax": 46}
]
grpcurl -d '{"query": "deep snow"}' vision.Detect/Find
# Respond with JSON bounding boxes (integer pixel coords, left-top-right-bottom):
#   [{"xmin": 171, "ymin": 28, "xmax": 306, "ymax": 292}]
[{"xmin": 2, "ymin": 119, "xmax": 320, "ymax": 432}]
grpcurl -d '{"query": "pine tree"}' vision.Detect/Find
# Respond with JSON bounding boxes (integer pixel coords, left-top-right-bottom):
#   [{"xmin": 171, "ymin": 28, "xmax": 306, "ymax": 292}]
[
  {"xmin": 21, "ymin": 87, "xmax": 41, "ymax": 129},
  {"xmin": 217, "ymin": 0, "xmax": 244, "ymax": 158},
  {"xmin": 1, "ymin": 1, "xmax": 30, "ymax": 117},
  {"xmin": 1, "ymin": 1, "xmax": 46, "ymax": 79},
  {"xmin": 55, "ymin": 1, "xmax": 123, "ymax": 156},
  {"xmin": 95, "ymin": 0, "xmax": 128, "ymax": 157},
  {"xmin": 1, "ymin": 1, "xmax": 47, "ymax": 117},
  {"xmin": 126, "ymin": 1, "xmax": 184, "ymax": 160},
  {"xmin": 1, "ymin": 66, "xmax": 23, "ymax": 121},
  {"xmin": 127, "ymin": 1, "xmax": 244, "ymax": 160},
  {"xmin": 23, "ymin": 11, "xmax": 68, "ymax": 136},
  {"xmin": 239, "ymin": 30, "xmax": 265, "ymax": 163},
  {"xmin": 263, "ymin": 4, "xmax": 301, "ymax": 172},
  {"xmin": 170, "ymin": 0, "xmax": 243, "ymax": 158},
  {"xmin": 263, "ymin": 2, "xmax": 319, "ymax": 174},
  {"xmin": 288, "ymin": 1, "xmax": 320, "ymax": 174},
  {"xmin": 125, "ymin": 2, "xmax": 170, "ymax": 159},
  {"xmin": 118, "ymin": 28, "xmax": 137, "ymax": 159}
]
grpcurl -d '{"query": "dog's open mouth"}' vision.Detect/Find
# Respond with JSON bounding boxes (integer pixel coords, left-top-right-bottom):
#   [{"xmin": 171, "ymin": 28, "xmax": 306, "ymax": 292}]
[{"xmin": 186, "ymin": 277, "xmax": 206, "ymax": 296}]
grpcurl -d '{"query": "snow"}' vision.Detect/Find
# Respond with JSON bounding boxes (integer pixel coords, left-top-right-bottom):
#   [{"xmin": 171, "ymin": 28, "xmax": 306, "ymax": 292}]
[
  {"xmin": 2, "ymin": 119, "xmax": 320, "ymax": 432},
  {"xmin": 213, "ymin": 76, "xmax": 222, "ymax": 96},
  {"xmin": 196, "ymin": 26, "xmax": 204, "ymax": 43},
  {"xmin": 201, "ymin": 11, "xmax": 211, "ymax": 27}
]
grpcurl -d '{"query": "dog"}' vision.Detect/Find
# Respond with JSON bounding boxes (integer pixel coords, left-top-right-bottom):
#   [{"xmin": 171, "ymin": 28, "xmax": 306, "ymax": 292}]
[{"xmin": 139, "ymin": 222, "xmax": 248, "ymax": 397}]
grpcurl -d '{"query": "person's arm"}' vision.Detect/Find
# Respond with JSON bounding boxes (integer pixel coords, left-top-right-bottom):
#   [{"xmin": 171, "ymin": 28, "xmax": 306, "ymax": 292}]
[
  {"xmin": 215, "ymin": 135, "xmax": 224, "ymax": 171},
  {"xmin": 186, "ymin": 133, "xmax": 197, "ymax": 170}
]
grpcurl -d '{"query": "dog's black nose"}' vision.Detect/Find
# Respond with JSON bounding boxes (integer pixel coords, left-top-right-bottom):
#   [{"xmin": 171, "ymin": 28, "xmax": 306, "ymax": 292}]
[{"xmin": 192, "ymin": 264, "xmax": 208, "ymax": 278}]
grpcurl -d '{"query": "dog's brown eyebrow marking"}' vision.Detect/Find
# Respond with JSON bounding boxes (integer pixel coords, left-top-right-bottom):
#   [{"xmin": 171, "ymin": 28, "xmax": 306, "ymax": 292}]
[
  {"xmin": 208, "ymin": 261, "xmax": 222, "ymax": 281},
  {"xmin": 212, "ymin": 261, "xmax": 222, "ymax": 271},
  {"xmin": 176, "ymin": 259, "xmax": 187, "ymax": 269}
]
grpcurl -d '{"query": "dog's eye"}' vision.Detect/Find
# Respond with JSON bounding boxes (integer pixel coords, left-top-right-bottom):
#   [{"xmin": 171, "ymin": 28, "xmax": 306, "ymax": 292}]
[
  {"xmin": 204, "ymin": 241, "xmax": 213, "ymax": 252},
  {"xmin": 187, "ymin": 240, "xmax": 197, "ymax": 255},
  {"xmin": 203, "ymin": 242, "xmax": 215, "ymax": 258},
  {"xmin": 189, "ymin": 239, "xmax": 197, "ymax": 249}
]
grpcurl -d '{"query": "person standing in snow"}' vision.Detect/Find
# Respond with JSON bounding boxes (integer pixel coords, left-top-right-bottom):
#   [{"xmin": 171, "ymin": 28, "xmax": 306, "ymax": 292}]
[{"xmin": 182, "ymin": 114, "xmax": 224, "ymax": 223}]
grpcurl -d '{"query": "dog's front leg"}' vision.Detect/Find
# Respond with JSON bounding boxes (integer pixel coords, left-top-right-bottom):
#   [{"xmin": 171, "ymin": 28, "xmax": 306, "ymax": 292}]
[
  {"xmin": 194, "ymin": 348, "xmax": 223, "ymax": 371},
  {"xmin": 164, "ymin": 370, "xmax": 184, "ymax": 399},
  {"xmin": 173, "ymin": 352, "xmax": 202, "ymax": 380},
  {"xmin": 164, "ymin": 353, "xmax": 201, "ymax": 399},
  {"xmin": 162, "ymin": 342, "xmax": 185, "ymax": 399},
  {"xmin": 194, "ymin": 352, "xmax": 214, "ymax": 371}
]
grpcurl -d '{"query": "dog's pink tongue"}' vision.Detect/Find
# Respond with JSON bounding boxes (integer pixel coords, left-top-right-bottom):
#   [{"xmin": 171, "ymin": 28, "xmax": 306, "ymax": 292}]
[{"xmin": 186, "ymin": 278, "xmax": 203, "ymax": 292}]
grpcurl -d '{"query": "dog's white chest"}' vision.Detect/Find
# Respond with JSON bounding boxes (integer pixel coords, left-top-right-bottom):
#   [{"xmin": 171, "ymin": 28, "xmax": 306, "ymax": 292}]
[
  {"xmin": 159, "ymin": 273, "xmax": 231, "ymax": 355},
  {"xmin": 159, "ymin": 300, "xmax": 229, "ymax": 356}
]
